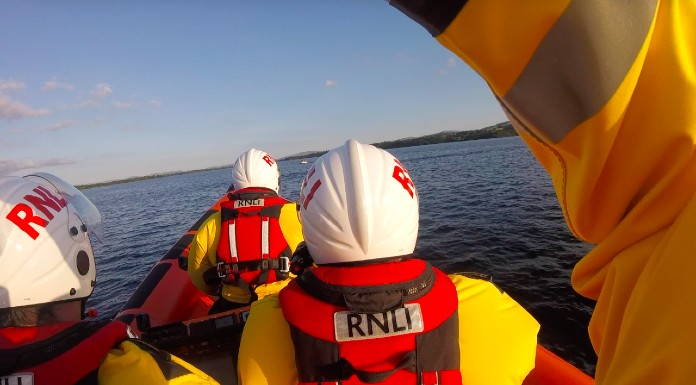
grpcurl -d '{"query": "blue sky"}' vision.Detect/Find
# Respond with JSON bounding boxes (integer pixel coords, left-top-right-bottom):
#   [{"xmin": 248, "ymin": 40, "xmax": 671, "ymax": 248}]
[{"xmin": 1, "ymin": 1, "xmax": 507, "ymax": 185}]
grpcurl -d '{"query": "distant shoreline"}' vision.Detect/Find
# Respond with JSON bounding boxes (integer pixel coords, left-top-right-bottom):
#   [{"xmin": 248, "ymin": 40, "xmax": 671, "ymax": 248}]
[{"xmin": 78, "ymin": 121, "xmax": 515, "ymax": 190}]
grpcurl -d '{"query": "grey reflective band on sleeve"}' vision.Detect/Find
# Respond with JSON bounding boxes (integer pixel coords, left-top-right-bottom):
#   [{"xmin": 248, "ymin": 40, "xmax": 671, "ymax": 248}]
[
  {"xmin": 334, "ymin": 303, "xmax": 424, "ymax": 342},
  {"xmin": 503, "ymin": 0, "xmax": 657, "ymax": 143}
]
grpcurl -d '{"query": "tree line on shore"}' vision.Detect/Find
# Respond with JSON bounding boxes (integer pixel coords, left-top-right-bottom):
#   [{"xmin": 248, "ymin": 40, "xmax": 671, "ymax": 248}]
[{"xmin": 78, "ymin": 122, "xmax": 515, "ymax": 189}]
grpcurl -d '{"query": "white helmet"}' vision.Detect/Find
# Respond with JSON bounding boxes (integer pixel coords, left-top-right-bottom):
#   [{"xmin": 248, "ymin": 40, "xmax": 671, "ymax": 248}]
[
  {"xmin": 231, "ymin": 148, "xmax": 280, "ymax": 193},
  {"xmin": 299, "ymin": 139, "xmax": 419, "ymax": 264},
  {"xmin": 0, "ymin": 173, "xmax": 101, "ymax": 309}
]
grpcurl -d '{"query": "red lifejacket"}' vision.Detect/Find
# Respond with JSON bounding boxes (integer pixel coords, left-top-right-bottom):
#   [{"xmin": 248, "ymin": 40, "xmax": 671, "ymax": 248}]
[
  {"xmin": 0, "ymin": 320, "xmax": 128, "ymax": 385},
  {"xmin": 216, "ymin": 187, "xmax": 293, "ymax": 288},
  {"xmin": 279, "ymin": 259, "xmax": 462, "ymax": 385}
]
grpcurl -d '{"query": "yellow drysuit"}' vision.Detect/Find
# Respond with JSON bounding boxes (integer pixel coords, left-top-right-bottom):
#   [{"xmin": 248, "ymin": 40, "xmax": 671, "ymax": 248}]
[
  {"xmin": 389, "ymin": 1, "xmax": 696, "ymax": 383},
  {"xmin": 238, "ymin": 273, "xmax": 539, "ymax": 385}
]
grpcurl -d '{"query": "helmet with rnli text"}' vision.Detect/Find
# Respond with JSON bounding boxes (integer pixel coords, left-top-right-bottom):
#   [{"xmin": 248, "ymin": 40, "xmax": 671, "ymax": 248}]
[
  {"xmin": 299, "ymin": 139, "xmax": 419, "ymax": 264},
  {"xmin": 0, "ymin": 173, "xmax": 101, "ymax": 309},
  {"xmin": 231, "ymin": 148, "xmax": 281, "ymax": 193}
]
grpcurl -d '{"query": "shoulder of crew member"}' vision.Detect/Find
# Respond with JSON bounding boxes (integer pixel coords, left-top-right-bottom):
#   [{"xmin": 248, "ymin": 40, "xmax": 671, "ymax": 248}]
[
  {"xmin": 99, "ymin": 339, "xmax": 220, "ymax": 385},
  {"xmin": 448, "ymin": 273, "xmax": 539, "ymax": 385},
  {"xmin": 278, "ymin": 202, "xmax": 304, "ymax": 253}
]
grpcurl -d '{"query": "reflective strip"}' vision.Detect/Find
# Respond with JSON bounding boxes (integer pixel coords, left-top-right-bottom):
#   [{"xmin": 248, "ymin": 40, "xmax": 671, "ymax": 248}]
[
  {"xmin": 502, "ymin": 0, "xmax": 657, "ymax": 143},
  {"xmin": 228, "ymin": 221, "xmax": 238, "ymax": 262},
  {"xmin": 0, "ymin": 373, "xmax": 34, "ymax": 385},
  {"xmin": 334, "ymin": 303, "xmax": 424, "ymax": 342},
  {"xmin": 421, "ymin": 371, "xmax": 440, "ymax": 385},
  {"xmin": 261, "ymin": 217, "xmax": 269, "ymax": 258}
]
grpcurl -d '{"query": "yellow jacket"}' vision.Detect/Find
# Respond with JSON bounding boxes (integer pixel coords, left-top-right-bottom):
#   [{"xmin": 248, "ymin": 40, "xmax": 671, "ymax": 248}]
[
  {"xmin": 390, "ymin": 1, "xmax": 696, "ymax": 383},
  {"xmin": 238, "ymin": 273, "xmax": 539, "ymax": 385},
  {"xmin": 187, "ymin": 202, "xmax": 303, "ymax": 304},
  {"xmin": 100, "ymin": 340, "xmax": 219, "ymax": 385}
]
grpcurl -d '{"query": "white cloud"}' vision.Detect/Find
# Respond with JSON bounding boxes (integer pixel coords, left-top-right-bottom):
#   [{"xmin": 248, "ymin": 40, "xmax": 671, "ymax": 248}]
[
  {"xmin": 0, "ymin": 94, "xmax": 50, "ymax": 120},
  {"xmin": 112, "ymin": 101, "xmax": 135, "ymax": 109},
  {"xmin": 148, "ymin": 100, "xmax": 162, "ymax": 107},
  {"xmin": 325, "ymin": 79, "xmax": 337, "ymax": 88},
  {"xmin": 0, "ymin": 80, "xmax": 25, "ymax": 91},
  {"xmin": 40, "ymin": 120, "xmax": 75, "ymax": 132},
  {"xmin": 77, "ymin": 83, "xmax": 114, "ymax": 108},
  {"xmin": 438, "ymin": 57, "xmax": 458, "ymax": 76},
  {"xmin": 42, "ymin": 79, "xmax": 75, "ymax": 91},
  {"xmin": 0, "ymin": 158, "xmax": 76, "ymax": 175},
  {"xmin": 92, "ymin": 83, "xmax": 113, "ymax": 97}
]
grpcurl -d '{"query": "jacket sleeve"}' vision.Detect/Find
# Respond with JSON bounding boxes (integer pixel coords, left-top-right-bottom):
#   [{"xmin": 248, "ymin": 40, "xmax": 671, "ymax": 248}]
[
  {"xmin": 449, "ymin": 274, "xmax": 539, "ymax": 385},
  {"xmin": 187, "ymin": 212, "xmax": 221, "ymax": 295},
  {"xmin": 99, "ymin": 340, "xmax": 220, "ymax": 385},
  {"xmin": 278, "ymin": 202, "xmax": 304, "ymax": 254}
]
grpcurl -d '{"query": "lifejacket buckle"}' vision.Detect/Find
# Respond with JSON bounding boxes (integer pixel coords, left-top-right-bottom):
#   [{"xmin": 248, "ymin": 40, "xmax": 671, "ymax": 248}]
[
  {"xmin": 279, "ymin": 256, "xmax": 290, "ymax": 274},
  {"xmin": 217, "ymin": 261, "xmax": 238, "ymax": 278}
]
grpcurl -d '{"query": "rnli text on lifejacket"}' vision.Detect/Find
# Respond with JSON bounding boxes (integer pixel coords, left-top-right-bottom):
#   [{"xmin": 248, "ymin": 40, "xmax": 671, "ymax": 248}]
[
  {"xmin": 234, "ymin": 199, "xmax": 264, "ymax": 208},
  {"xmin": 333, "ymin": 303, "xmax": 424, "ymax": 342}
]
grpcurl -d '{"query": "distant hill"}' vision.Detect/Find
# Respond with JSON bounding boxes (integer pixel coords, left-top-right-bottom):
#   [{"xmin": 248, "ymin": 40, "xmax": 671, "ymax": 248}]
[
  {"xmin": 78, "ymin": 121, "xmax": 516, "ymax": 190},
  {"xmin": 280, "ymin": 121, "xmax": 516, "ymax": 161}
]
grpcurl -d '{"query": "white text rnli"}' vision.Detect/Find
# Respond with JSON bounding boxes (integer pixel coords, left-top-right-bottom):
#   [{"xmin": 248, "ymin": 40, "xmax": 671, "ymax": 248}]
[
  {"xmin": 234, "ymin": 199, "xmax": 264, "ymax": 208},
  {"xmin": 1, "ymin": 373, "xmax": 34, "ymax": 385},
  {"xmin": 334, "ymin": 303, "xmax": 424, "ymax": 342}
]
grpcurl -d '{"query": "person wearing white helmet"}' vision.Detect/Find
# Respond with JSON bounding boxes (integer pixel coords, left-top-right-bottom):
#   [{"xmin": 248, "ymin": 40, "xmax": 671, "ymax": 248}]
[
  {"xmin": 237, "ymin": 140, "xmax": 539, "ymax": 385},
  {"xmin": 0, "ymin": 173, "xmax": 219, "ymax": 385},
  {"xmin": 188, "ymin": 148, "xmax": 304, "ymax": 314}
]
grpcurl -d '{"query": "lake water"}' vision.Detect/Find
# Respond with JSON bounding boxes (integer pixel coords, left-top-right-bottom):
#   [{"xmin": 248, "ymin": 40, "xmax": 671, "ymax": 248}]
[{"xmin": 83, "ymin": 137, "xmax": 597, "ymax": 375}]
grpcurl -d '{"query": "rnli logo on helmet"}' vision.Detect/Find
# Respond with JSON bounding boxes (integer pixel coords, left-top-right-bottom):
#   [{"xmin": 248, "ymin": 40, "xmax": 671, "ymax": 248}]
[
  {"xmin": 333, "ymin": 303, "xmax": 424, "ymax": 342},
  {"xmin": 262, "ymin": 154, "xmax": 275, "ymax": 167},
  {"xmin": 4, "ymin": 185, "xmax": 67, "ymax": 240},
  {"xmin": 300, "ymin": 158, "xmax": 415, "ymax": 210},
  {"xmin": 299, "ymin": 165, "xmax": 321, "ymax": 210},
  {"xmin": 392, "ymin": 159, "xmax": 414, "ymax": 198}
]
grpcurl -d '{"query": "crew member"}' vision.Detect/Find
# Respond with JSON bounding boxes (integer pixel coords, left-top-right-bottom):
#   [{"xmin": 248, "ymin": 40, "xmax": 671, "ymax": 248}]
[
  {"xmin": 388, "ymin": 1, "xmax": 696, "ymax": 383},
  {"xmin": 0, "ymin": 173, "xmax": 219, "ymax": 385},
  {"xmin": 188, "ymin": 148, "xmax": 303, "ymax": 314},
  {"xmin": 238, "ymin": 139, "xmax": 539, "ymax": 385}
]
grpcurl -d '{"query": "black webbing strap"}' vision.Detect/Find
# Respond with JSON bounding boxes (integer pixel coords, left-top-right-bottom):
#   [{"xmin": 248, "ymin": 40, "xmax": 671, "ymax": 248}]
[
  {"xmin": 216, "ymin": 257, "xmax": 290, "ymax": 276},
  {"xmin": 318, "ymin": 351, "xmax": 416, "ymax": 383},
  {"xmin": 296, "ymin": 262, "xmax": 436, "ymax": 313},
  {"xmin": 0, "ymin": 320, "xmax": 111, "ymax": 375}
]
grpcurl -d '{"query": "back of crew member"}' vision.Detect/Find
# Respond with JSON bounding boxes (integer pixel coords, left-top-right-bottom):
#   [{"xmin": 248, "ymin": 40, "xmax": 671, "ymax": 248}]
[
  {"xmin": 188, "ymin": 148, "xmax": 304, "ymax": 314},
  {"xmin": 237, "ymin": 139, "xmax": 539, "ymax": 385},
  {"xmin": 388, "ymin": 1, "xmax": 696, "ymax": 384},
  {"xmin": 0, "ymin": 173, "xmax": 218, "ymax": 385}
]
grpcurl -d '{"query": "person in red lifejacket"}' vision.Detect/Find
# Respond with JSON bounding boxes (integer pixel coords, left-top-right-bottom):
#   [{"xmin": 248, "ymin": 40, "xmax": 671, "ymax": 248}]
[
  {"xmin": 237, "ymin": 139, "xmax": 539, "ymax": 385},
  {"xmin": 187, "ymin": 148, "xmax": 304, "ymax": 314},
  {"xmin": 0, "ymin": 173, "xmax": 219, "ymax": 385}
]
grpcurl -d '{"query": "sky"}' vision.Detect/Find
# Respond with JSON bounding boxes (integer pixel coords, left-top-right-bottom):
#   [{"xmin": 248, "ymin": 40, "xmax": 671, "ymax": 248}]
[{"xmin": 1, "ymin": 1, "xmax": 507, "ymax": 185}]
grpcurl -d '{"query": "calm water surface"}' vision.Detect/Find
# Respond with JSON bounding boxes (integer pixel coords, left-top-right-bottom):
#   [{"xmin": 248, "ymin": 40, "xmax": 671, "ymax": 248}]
[{"xmin": 83, "ymin": 137, "xmax": 597, "ymax": 375}]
